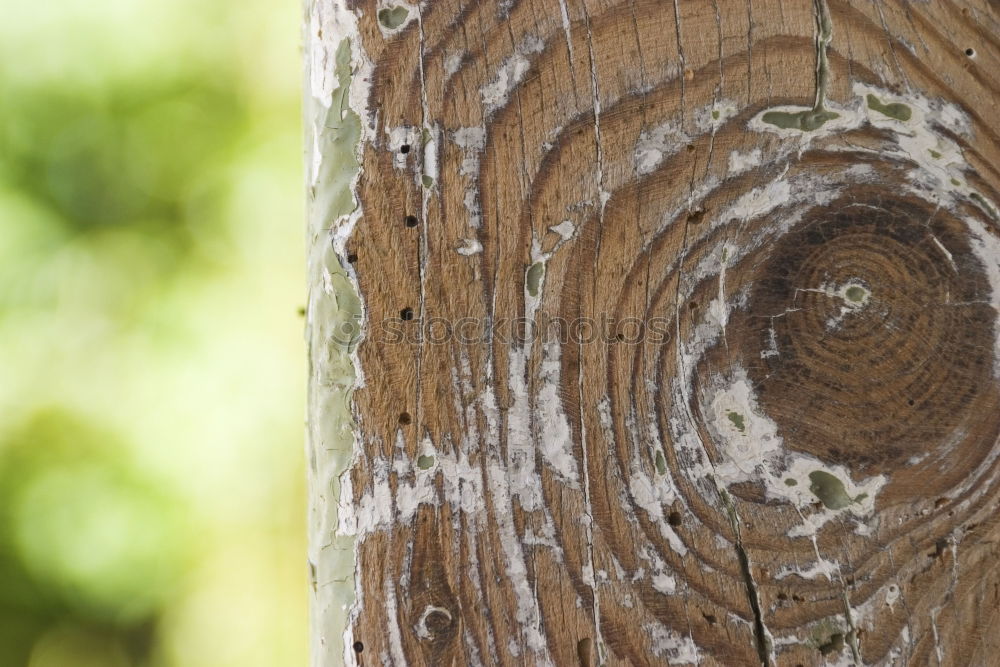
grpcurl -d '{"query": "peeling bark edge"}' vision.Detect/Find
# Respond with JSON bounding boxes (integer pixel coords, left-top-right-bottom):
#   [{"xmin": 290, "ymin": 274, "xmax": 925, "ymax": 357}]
[{"xmin": 304, "ymin": 2, "xmax": 370, "ymax": 665}]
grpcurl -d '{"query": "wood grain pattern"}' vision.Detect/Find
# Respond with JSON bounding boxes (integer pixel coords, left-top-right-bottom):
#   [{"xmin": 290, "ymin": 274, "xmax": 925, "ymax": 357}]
[{"xmin": 313, "ymin": 0, "xmax": 1000, "ymax": 664}]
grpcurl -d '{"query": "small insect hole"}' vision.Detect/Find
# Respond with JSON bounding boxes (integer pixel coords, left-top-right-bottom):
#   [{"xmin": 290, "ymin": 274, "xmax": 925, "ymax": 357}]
[
  {"xmin": 702, "ymin": 612, "xmax": 717, "ymax": 626},
  {"xmin": 347, "ymin": 252, "xmax": 358, "ymax": 263},
  {"xmin": 965, "ymin": 47, "xmax": 976, "ymax": 57},
  {"xmin": 687, "ymin": 208, "xmax": 706, "ymax": 224},
  {"xmin": 400, "ymin": 144, "xmax": 411, "ymax": 154},
  {"xmin": 685, "ymin": 143, "xmax": 696, "ymax": 152},
  {"xmin": 667, "ymin": 511, "xmax": 683, "ymax": 526},
  {"xmin": 688, "ymin": 301, "xmax": 698, "ymax": 311},
  {"xmin": 399, "ymin": 412, "xmax": 412, "ymax": 425},
  {"xmin": 907, "ymin": 398, "xmax": 915, "ymax": 406},
  {"xmin": 405, "ymin": 214, "xmax": 419, "ymax": 227},
  {"xmin": 401, "ymin": 307, "xmax": 414, "ymax": 321},
  {"xmin": 353, "ymin": 641, "xmax": 364, "ymax": 653}
]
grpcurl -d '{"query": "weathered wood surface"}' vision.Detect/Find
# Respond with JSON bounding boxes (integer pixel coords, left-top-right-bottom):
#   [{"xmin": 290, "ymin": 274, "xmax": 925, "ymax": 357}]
[{"xmin": 306, "ymin": 0, "xmax": 1000, "ymax": 664}]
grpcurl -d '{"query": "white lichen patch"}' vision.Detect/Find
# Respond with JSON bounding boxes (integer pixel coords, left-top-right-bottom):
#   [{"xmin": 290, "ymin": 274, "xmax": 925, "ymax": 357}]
[
  {"xmin": 536, "ymin": 342, "xmax": 580, "ymax": 484},
  {"xmin": 452, "ymin": 126, "xmax": 487, "ymax": 227},
  {"xmin": 452, "ymin": 126, "xmax": 486, "ymax": 176},
  {"xmin": 727, "ymin": 147, "xmax": 763, "ymax": 175},
  {"xmin": 800, "ymin": 279, "xmax": 871, "ymax": 330},
  {"xmin": 443, "ymin": 51, "xmax": 464, "ymax": 80},
  {"xmin": 853, "ymin": 82, "xmax": 972, "ymax": 203},
  {"xmin": 637, "ymin": 544, "xmax": 678, "ymax": 594},
  {"xmin": 338, "ymin": 437, "xmax": 487, "ymax": 538},
  {"xmin": 652, "ymin": 572, "xmax": 677, "ymax": 595},
  {"xmin": 963, "ymin": 213, "xmax": 1000, "ymax": 377},
  {"xmin": 774, "ymin": 557, "xmax": 840, "ymax": 582},
  {"xmin": 606, "ymin": 400, "xmax": 687, "ymax": 556},
  {"xmin": 634, "ymin": 119, "xmax": 689, "ymax": 176},
  {"xmin": 549, "ymin": 219, "xmax": 576, "ymax": 240},
  {"xmin": 480, "ymin": 387, "xmax": 550, "ymax": 657},
  {"xmin": 456, "ymin": 238, "xmax": 483, "ymax": 255},
  {"xmin": 704, "ymin": 370, "xmax": 784, "ymax": 484},
  {"xmin": 749, "ymin": 82, "xmax": 985, "ymax": 222},
  {"xmin": 694, "ymin": 100, "xmax": 739, "ymax": 133},
  {"xmin": 719, "ymin": 177, "xmax": 792, "ymax": 223},
  {"xmin": 636, "ymin": 101, "xmax": 739, "ymax": 177},
  {"xmin": 645, "ymin": 623, "xmax": 701, "ymax": 665},
  {"xmin": 700, "ymin": 367, "xmax": 885, "ymax": 536},
  {"xmin": 480, "ymin": 36, "xmax": 545, "ymax": 116}
]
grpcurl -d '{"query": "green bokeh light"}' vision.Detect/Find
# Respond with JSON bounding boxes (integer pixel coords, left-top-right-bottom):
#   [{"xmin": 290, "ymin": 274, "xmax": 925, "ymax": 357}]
[{"xmin": 0, "ymin": 0, "xmax": 307, "ymax": 664}]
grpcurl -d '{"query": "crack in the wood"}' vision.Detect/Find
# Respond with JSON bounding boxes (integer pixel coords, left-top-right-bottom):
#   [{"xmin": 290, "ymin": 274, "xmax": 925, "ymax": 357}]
[
  {"xmin": 576, "ymin": 7, "xmax": 609, "ymax": 660},
  {"xmin": 717, "ymin": 484, "xmax": 772, "ymax": 666}
]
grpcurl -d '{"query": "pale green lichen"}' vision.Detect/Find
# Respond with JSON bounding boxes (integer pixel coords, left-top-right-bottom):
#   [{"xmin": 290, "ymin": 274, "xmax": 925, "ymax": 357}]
[
  {"xmin": 808, "ymin": 470, "xmax": 857, "ymax": 510},
  {"xmin": 526, "ymin": 261, "xmax": 545, "ymax": 297},
  {"xmin": 844, "ymin": 285, "xmax": 867, "ymax": 303},
  {"xmin": 865, "ymin": 93, "xmax": 912, "ymax": 122},
  {"xmin": 654, "ymin": 450, "xmax": 667, "ymax": 475},
  {"xmin": 417, "ymin": 455, "xmax": 435, "ymax": 470},
  {"xmin": 726, "ymin": 411, "xmax": 746, "ymax": 433},
  {"xmin": 971, "ymin": 192, "xmax": 1000, "ymax": 220},
  {"xmin": 378, "ymin": 6, "xmax": 409, "ymax": 30},
  {"xmin": 761, "ymin": 108, "xmax": 839, "ymax": 131}
]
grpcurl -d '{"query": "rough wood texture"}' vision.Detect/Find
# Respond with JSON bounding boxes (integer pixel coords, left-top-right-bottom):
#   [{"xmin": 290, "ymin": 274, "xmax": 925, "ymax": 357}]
[{"xmin": 312, "ymin": 0, "xmax": 1000, "ymax": 664}]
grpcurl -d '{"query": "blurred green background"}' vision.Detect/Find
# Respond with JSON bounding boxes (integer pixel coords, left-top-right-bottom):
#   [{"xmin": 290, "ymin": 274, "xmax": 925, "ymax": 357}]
[{"xmin": 0, "ymin": 0, "xmax": 307, "ymax": 665}]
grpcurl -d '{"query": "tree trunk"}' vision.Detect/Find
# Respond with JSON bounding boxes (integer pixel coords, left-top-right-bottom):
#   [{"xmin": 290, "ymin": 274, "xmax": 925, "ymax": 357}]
[{"xmin": 305, "ymin": 0, "xmax": 1000, "ymax": 664}]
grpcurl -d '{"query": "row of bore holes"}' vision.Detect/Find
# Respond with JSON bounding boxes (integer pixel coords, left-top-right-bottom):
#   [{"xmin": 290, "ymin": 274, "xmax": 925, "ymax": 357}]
[
  {"xmin": 399, "ymin": 142, "xmax": 419, "ymax": 427},
  {"xmin": 346, "ymin": 141, "xmax": 419, "ymax": 424},
  {"xmin": 356, "ymin": 147, "xmax": 415, "ymax": 649}
]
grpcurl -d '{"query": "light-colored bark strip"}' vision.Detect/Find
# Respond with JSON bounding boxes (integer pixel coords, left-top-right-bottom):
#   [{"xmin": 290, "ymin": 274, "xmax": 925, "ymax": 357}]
[{"xmin": 304, "ymin": 2, "xmax": 369, "ymax": 664}]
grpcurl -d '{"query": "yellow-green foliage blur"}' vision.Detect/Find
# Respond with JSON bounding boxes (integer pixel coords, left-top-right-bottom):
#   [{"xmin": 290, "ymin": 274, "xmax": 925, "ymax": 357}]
[{"xmin": 0, "ymin": 1, "xmax": 307, "ymax": 665}]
